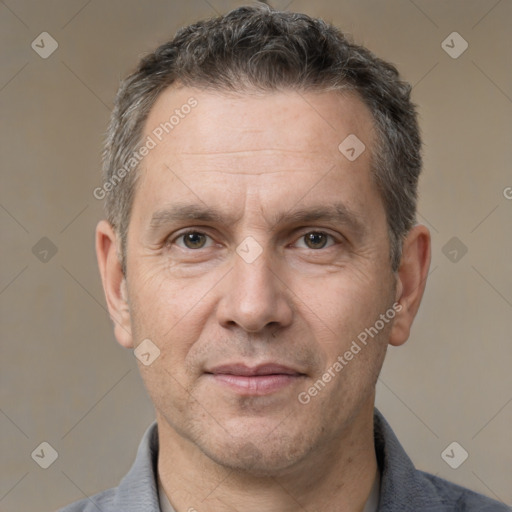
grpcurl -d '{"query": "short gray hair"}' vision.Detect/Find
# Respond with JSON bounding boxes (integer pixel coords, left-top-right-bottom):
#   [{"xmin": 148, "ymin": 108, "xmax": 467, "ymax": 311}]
[{"xmin": 103, "ymin": 4, "xmax": 422, "ymax": 274}]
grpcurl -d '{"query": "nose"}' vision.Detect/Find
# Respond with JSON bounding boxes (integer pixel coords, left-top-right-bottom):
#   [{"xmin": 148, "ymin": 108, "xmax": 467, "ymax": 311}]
[{"xmin": 215, "ymin": 248, "xmax": 293, "ymax": 334}]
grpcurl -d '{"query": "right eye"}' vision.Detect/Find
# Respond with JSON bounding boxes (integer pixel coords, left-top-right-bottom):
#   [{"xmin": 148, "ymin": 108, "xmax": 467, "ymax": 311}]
[{"xmin": 171, "ymin": 231, "xmax": 214, "ymax": 250}]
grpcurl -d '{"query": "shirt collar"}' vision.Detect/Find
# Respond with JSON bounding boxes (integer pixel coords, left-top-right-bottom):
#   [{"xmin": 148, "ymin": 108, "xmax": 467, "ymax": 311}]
[
  {"xmin": 114, "ymin": 420, "xmax": 161, "ymax": 511},
  {"xmin": 158, "ymin": 470, "xmax": 380, "ymax": 512}
]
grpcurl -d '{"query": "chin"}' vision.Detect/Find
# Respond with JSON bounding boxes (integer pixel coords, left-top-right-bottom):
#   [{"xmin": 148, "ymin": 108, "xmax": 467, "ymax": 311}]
[
  {"xmin": 192, "ymin": 417, "xmax": 317, "ymax": 476},
  {"xmin": 203, "ymin": 439, "xmax": 303, "ymax": 476}
]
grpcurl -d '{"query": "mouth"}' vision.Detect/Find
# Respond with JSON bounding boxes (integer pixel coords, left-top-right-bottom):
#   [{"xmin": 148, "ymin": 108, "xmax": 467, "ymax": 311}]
[{"xmin": 205, "ymin": 363, "xmax": 306, "ymax": 395}]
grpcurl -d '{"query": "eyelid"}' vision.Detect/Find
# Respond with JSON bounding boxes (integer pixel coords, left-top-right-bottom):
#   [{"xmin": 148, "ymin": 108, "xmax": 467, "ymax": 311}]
[
  {"xmin": 167, "ymin": 229, "xmax": 215, "ymax": 249},
  {"xmin": 291, "ymin": 230, "xmax": 340, "ymax": 249}
]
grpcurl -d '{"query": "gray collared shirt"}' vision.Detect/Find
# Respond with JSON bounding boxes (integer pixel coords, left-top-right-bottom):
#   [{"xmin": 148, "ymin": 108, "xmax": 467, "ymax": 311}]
[
  {"xmin": 159, "ymin": 466, "xmax": 380, "ymax": 511},
  {"xmin": 58, "ymin": 409, "xmax": 510, "ymax": 511}
]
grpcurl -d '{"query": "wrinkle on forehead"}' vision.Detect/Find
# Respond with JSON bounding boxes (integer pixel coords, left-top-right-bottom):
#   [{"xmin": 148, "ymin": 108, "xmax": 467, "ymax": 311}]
[
  {"xmin": 177, "ymin": 148, "xmax": 325, "ymax": 156},
  {"xmin": 143, "ymin": 87, "xmax": 376, "ymax": 158},
  {"xmin": 152, "ymin": 148, "xmax": 341, "ymax": 178}
]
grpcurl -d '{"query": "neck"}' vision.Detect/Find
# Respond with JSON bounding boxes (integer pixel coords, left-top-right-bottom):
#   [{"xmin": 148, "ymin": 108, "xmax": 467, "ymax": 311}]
[{"xmin": 157, "ymin": 400, "xmax": 378, "ymax": 512}]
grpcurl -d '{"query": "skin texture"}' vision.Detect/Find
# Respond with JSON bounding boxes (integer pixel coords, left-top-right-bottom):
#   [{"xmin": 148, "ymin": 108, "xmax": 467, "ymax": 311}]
[{"xmin": 96, "ymin": 86, "xmax": 431, "ymax": 512}]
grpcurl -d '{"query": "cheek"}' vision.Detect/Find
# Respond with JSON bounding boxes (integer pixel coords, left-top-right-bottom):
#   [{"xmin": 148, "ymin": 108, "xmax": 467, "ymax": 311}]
[
  {"xmin": 301, "ymin": 289, "xmax": 391, "ymax": 426},
  {"xmin": 129, "ymin": 258, "xmax": 206, "ymax": 329},
  {"xmin": 293, "ymin": 265, "xmax": 394, "ymax": 395},
  {"xmin": 294, "ymin": 265, "xmax": 391, "ymax": 333},
  {"xmin": 127, "ymin": 269, "xmax": 198, "ymax": 370}
]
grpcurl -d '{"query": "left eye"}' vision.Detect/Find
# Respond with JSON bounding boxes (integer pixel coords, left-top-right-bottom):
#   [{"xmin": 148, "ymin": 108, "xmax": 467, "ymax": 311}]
[
  {"xmin": 294, "ymin": 232, "xmax": 336, "ymax": 250},
  {"xmin": 174, "ymin": 231, "xmax": 213, "ymax": 249}
]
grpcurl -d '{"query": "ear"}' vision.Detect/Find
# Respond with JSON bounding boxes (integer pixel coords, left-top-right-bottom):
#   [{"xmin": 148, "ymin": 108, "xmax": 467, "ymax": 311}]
[
  {"xmin": 389, "ymin": 224, "xmax": 431, "ymax": 347},
  {"xmin": 95, "ymin": 220, "xmax": 134, "ymax": 348}
]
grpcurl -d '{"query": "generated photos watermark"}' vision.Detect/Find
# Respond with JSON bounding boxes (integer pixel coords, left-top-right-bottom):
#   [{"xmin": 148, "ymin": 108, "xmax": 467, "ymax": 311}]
[
  {"xmin": 298, "ymin": 301, "xmax": 403, "ymax": 405},
  {"xmin": 93, "ymin": 97, "xmax": 198, "ymax": 200}
]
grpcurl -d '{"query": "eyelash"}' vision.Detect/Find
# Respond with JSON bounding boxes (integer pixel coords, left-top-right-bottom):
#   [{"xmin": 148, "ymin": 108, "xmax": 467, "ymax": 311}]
[{"xmin": 168, "ymin": 230, "xmax": 339, "ymax": 250}]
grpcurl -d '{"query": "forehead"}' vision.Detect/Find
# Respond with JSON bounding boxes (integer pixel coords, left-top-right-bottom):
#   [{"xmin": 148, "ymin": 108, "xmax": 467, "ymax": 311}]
[
  {"xmin": 143, "ymin": 86, "xmax": 375, "ymax": 162},
  {"xmin": 132, "ymin": 85, "xmax": 384, "ymax": 231}
]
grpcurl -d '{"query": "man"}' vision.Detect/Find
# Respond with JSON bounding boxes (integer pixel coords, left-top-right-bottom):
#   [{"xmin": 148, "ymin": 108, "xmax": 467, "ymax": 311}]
[{"xmin": 60, "ymin": 4, "xmax": 509, "ymax": 512}]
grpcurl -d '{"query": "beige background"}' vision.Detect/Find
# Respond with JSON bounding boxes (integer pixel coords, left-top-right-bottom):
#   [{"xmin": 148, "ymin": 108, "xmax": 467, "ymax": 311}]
[{"xmin": 1, "ymin": 0, "xmax": 511, "ymax": 510}]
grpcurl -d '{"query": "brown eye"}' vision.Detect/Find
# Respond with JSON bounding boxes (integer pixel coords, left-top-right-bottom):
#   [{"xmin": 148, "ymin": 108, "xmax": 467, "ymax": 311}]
[
  {"xmin": 303, "ymin": 232, "xmax": 329, "ymax": 249},
  {"xmin": 179, "ymin": 232, "xmax": 209, "ymax": 249}
]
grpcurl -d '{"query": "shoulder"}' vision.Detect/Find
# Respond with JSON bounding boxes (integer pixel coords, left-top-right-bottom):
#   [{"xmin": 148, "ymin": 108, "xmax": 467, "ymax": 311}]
[
  {"xmin": 57, "ymin": 421, "xmax": 161, "ymax": 511},
  {"xmin": 417, "ymin": 470, "xmax": 511, "ymax": 511},
  {"xmin": 57, "ymin": 487, "xmax": 117, "ymax": 512},
  {"xmin": 373, "ymin": 409, "xmax": 510, "ymax": 511}
]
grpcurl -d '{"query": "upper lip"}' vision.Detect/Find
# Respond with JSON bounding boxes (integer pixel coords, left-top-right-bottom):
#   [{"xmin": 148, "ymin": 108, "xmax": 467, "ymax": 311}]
[{"xmin": 206, "ymin": 363, "xmax": 304, "ymax": 376}]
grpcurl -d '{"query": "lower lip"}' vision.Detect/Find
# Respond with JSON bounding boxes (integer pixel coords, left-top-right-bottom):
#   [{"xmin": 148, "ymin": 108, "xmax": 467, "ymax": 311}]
[{"xmin": 209, "ymin": 374, "xmax": 302, "ymax": 395}]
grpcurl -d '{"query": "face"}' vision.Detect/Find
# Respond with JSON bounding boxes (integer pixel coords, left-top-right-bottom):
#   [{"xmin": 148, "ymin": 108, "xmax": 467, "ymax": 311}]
[{"xmin": 117, "ymin": 87, "xmax": 401, "ymax": 475}]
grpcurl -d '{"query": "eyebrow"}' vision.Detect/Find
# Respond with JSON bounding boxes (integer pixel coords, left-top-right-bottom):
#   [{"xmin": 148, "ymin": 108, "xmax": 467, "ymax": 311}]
[
  {"xmin": 149, "ymin": 204, "xmax": 228, "ymax": 229},
  {"xmin": 148, "ymin": 202, "xmax": 367, "ymax": 237}
]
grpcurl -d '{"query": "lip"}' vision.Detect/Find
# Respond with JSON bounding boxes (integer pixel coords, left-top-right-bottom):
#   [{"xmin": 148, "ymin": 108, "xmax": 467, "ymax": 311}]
[
  {"xmin": 205, "ymin": 363, "xmax": 306, "ymax": 395},
  {"xmin": 207, "ymin": 363, "xmax": 303, "ymax": 376}
]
